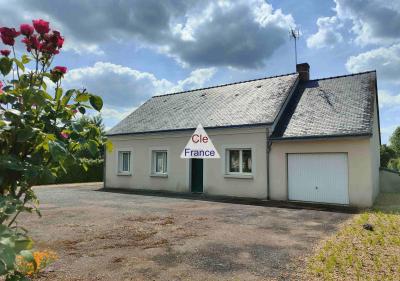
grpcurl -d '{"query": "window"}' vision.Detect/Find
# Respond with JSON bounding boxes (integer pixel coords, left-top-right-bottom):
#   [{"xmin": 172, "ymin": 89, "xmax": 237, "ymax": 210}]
[
  {"xmin": 118, "ymin": 151, "xmax": 131, "ymax": 174},
  {"xmin": 152, "ymin": 150, "xmax": 167, "ymax": 174},
  {"xmin": 226, "ymin": 149, "xmax": 252, "ymax": 174}
]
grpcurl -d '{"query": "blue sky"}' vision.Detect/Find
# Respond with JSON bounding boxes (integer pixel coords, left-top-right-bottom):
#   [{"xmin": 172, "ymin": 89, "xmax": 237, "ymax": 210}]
[{"xmin": 1, "ymin": 0, "xmax": 399, "ymax": 143}]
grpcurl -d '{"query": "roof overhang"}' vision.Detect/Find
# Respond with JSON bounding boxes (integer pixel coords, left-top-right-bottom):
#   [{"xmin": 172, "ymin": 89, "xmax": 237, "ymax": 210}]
[
  {"xmin": 106, "ymin": 122, "xmax": 273, "ymax": 137},
  {"xmin": 270, "ymin": 132, "xmax": 372, "ymax": 142}
]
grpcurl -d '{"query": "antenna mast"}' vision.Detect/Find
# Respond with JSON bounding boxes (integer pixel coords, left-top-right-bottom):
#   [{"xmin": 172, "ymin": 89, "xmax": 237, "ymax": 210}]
[{"xmin": 289, "ymin": 28, "xmax": 300, "ymax": 68}]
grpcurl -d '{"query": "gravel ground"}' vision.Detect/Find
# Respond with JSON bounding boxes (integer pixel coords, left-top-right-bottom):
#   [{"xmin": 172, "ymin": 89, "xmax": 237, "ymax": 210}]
[{"xmin": 18, "ymin": 183, "xmax": 353, "ymax": 281}]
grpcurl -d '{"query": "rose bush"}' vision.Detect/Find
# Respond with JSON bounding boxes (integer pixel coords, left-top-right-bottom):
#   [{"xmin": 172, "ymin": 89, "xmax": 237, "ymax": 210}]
[{"xmin": 0, "ymin": 19, "xmax": 108, "ymax": 280}]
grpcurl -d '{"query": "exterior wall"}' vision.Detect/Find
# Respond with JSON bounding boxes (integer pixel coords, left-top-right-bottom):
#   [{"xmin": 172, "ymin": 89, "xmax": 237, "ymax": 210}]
[
  {"xmin": 370, "ymin": 94, "xmax": 380, "ymax": 200},
  {"xmin": 105, "ymin": 127, "xmax": 268, "ymax": 198},
  {"xmin": 380, "ymin": 169, "xmax": 400, "ymax": 193},
  {"xmin": 269, "ymin": 137, "xmax": 375, "ymax": 207}
]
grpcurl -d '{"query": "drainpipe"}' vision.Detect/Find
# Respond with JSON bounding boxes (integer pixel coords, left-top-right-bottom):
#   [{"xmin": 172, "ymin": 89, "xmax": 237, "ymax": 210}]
[
  {"xmin": 103, "ymin": 143, "xmax": 106, "ymax": 189},
  {"xmin": 266, "ymin": 128, "xmax": 271, "ymax": 200}
]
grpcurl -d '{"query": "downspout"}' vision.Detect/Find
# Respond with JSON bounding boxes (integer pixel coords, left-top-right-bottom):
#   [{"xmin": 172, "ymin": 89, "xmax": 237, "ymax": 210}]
[
  {"xmin": 266, "ymin": 128, "xmax": 271, "ymax": 200},
  {"xmin": 103, "ymin": 143, "xmax": 106, "ymax": 189}
]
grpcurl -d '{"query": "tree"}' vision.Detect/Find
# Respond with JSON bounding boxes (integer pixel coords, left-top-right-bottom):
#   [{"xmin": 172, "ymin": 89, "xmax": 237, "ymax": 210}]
[
  {"xmin": 0, "ymin": 19, "xmax": 107, "ymax": 279},
  {"xmin": 389, "ymin": 127, "xmax": 400, "ymax": 156},
  {"xmin": 380, "ymin": 144, "xmax": 397, "ymax": 168}
]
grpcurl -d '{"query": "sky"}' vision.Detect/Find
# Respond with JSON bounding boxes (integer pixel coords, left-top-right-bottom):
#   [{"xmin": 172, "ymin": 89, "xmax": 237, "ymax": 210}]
[{"xmin": 0, "ymin": 0, "xmax": 399, "ymax": 143}]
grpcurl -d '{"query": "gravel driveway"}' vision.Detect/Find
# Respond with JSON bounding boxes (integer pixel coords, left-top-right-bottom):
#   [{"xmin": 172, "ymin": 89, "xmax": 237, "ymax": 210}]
[{"xmin": 19, "ymin": 183, "xmax": 352, "ymax": 281}]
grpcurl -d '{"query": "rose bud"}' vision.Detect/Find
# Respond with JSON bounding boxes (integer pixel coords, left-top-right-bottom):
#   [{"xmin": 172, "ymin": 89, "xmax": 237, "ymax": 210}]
[
  {"xmin": 60, "ymin": 132, "xmax": 69, "ymax": 139},
  {"xmin": 0, "ymin": 49, "xmax": 10, "ymax": 57},
  {"xmin": 53, "ymin": 66, "xmax": 67, "ymax": 74}
]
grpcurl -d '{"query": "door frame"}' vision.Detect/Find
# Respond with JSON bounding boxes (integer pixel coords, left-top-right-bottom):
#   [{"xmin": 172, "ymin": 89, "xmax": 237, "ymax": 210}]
[
  {"xmin": 286, "ymin": 152, "xmax": 350, "ymax": 204},
  {"xmin": 190, "ymin": 158, "xmax": 204, "ymax": 193}
]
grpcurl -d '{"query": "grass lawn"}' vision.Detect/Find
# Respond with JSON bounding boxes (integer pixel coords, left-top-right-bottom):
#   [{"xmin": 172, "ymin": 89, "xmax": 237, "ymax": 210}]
[{"xmin": 304, "ymin": 193, "xmax": 400, "ymax": 281}]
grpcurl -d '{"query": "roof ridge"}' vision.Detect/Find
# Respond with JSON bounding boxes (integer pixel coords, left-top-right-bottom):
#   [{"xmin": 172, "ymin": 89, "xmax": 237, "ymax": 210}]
[
  {"xmin": 310, "ymin": 70, "xmax": 376, "ymax": 82},
  {"xmin": 152, "ymin": 72, "xmax": 298, "ymax": 98}
]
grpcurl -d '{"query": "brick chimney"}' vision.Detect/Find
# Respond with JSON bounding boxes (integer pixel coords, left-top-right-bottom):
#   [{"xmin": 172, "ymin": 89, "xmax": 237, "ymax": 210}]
[{"xmin": 296, "ymin": 63, "xmax": 310, "ymax": 81}]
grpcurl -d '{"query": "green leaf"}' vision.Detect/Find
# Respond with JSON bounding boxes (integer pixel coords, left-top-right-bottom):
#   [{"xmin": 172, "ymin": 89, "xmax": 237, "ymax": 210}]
[
  {"xmin": 12, "ymin": 58, "xmax": 25, "ymax": 72},
  {"xmin": 21, "ymin": 54, "xmax": 31, "ymax": 64},
  {"xmin": 48, "ymin": 141, "xmax": 67, "ymax": 161},
  {"xmin": 0, "ymin": 57, "xmax": 13, "ymax": 76},
  {"xmin": 87, "ymin": 140, "xmax": 98, "ymax": 157},
  {"xmin": 106, "ymin": 140, "xmax": 113, "ymax": 153},
  {"xmin": 74, "ymin": 92, "xmax": 89, "ymax": 102},
  {"xmin": 19, "ymin": 250, "xmax": 34, "ymax": 262},
  {"xmin": 0, "ymin": 244, "xmax": 16, "ymax": 272},
  {"xmin": 61, "ymin": 89, "xmax": 75, "ymax": 106},
  {"xmin": 14, "ymin": 238, "xmax": 33, "ymax": 253},
  {"xmin": 55, "ymin": 87, "xmax": 63, "ymax": 101},
  {"xmin": 41, "ymin": 81, "xmax": 47, "ymax": 91},
  {"xmin": 78, "ymin": 106, "xmax": 86, "ymax": 114},
  {"xmin": 16, "ymin": 127, "xmax": 33, "ymax": 142},
  {"xmin": 89, "ymin": 95, "xmax": 103, "ymax": 111}
]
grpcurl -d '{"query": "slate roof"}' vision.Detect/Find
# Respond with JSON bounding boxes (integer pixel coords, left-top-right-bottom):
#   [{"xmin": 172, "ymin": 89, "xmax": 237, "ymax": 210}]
[
  {"xmin": 271, "ymin": 71, "xmax": 377, "ymax": 140},
  {"xmin": 107, "ymin": 73, "xmax": 299, "ymax": 135}
]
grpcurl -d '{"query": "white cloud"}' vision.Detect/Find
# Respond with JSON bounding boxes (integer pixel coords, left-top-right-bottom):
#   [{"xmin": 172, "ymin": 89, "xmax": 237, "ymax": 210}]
[
  {"xmin": 63, "ymin": 62, "xmax": 216, "ymax": 127},
  {"xmin": 307, "ymin": 16, "xmax": 343, "ymax": 49},
  {"xmin": 334, "ymin": 0, "xmax": 400, "ymax": 46},
  {"xmin": 346, "ymin": 44, "xmax": 400, "ymax": 82},
  {"xmin": 0, "ymin": 0, "xmax": 296, "ymax": 68},
  {"xmin": 379, "ymin": 90, "xmax": 400, "ymax": 108}
]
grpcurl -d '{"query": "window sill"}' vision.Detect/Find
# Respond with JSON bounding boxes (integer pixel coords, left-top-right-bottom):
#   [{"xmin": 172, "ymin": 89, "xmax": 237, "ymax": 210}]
[
  {"xmin": 117, "ymin": 172, "xmax": 132, "ymax": 176},
  {"xmin": 150, "ymin": 173, "xmax": 168, "ymax": 178},
  {"xmin": 224, "ymin": 174, "xmax": 253, "ymax": 179}
]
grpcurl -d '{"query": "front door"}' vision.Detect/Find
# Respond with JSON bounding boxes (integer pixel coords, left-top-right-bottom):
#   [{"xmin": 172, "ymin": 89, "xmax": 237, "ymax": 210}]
[{"xmin": 191, "ymin": 159, "xmax": 203, "ymax": 193}]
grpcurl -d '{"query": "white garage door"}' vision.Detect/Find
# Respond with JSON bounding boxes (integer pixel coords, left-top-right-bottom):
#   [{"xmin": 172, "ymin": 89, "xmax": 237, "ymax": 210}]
[{"xmin": 288, "ymin": 153, "xmax": 349, "ymax": 204}]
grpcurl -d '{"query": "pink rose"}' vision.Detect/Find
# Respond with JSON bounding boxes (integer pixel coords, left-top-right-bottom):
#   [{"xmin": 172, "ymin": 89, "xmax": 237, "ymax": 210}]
[
  {"xmin": 32, "ymin": 19, "xmax": 50, "ymax": 34},
  {"xmin": 0, "ymin": 49, "xmax": 10, "ymax": 57},
  {"xmin": 60, "ymin": 132, "xmax": 69, "ymax": 139},
  {"xmin": 20, "ymin": 24, "xmax": 34, "ymax": 37},
  {"xmin": 0, "ymin": 27, "xmax": 20, "ymax": 46},
  {"xmin": 53, "ymin": 66, "xmax": 67, "ymax": 74},
  {"xmin": 0, "ymin": 81, "xmax": 3, "ymax": 94}
]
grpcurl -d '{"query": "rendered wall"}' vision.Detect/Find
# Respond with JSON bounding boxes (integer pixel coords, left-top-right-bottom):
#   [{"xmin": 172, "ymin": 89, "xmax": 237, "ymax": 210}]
[
  {"xmin": 269, "ymin": 137, "xmax": 375, "ymax": 207},
  {"xmin": 105, "ymin": 127, "xmax": 268, "ymax": 198}
]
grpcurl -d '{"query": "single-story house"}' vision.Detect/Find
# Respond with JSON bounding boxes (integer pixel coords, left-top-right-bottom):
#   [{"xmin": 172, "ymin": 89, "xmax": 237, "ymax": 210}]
[{"xmin": 105, "ymin": 63, "xmax": 381, "ymax": 207}]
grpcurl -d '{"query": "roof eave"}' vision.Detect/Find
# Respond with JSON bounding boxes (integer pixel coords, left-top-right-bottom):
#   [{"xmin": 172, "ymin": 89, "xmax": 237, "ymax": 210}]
[
  {"xmin": 270, "ymin": 132, "xmax": 372, "ymax": 142},
  {"xmin": 106, "ymin": 122, "xmax": 273, "ymax": 137}
]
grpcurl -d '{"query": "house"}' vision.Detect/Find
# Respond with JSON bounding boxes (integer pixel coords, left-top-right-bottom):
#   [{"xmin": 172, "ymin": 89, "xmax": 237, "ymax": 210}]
[{"xmin": 105, "ymin": 63, "xmax": 381, "ymax": 207}]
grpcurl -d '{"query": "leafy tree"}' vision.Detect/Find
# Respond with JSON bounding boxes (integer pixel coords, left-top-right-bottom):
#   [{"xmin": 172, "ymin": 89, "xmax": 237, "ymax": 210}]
[
  {"xmin": 0, "ymin": 19, "xmax": 108, "ymax": 279},
  {"xmin": 389, "ymin": 127, "xmax": 400, "ymax": 156},
  {"xmin": 380, "ymin": 144, "xmax": 397, "ymax": 168}
]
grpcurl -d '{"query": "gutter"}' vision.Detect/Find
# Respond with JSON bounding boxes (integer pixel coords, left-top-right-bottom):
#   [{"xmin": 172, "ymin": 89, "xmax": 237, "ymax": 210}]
[
  {"xmin": 106, "ymin": 122, "xmax": 273, "ymax": 137},
  {"xmin": 270, "ymin": 132, "xmax": 372, "ymax": 142}
]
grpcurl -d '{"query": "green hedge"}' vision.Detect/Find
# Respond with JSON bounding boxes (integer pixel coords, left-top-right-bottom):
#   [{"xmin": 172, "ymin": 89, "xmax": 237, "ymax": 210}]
[{"xmin": 38, "ymin": 159, "xmax": 103, "ymax": 184}]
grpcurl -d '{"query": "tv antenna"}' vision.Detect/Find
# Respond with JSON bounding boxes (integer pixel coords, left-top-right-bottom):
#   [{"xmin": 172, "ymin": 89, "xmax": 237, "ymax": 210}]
[{"xmin": 289, "ymin": 27, "xmax": 300, "ymax": 67}]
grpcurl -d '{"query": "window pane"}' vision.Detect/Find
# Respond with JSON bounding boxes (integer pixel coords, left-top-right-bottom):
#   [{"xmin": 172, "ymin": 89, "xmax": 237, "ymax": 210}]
[
  {"xmin": 155, "ymin": 151, "xmax": 167, "ymax": 173},
  {"xmin": 229, "ymin": 150, "xmax": 240, "ymax": 172},
  {"xmin": 119, "ymin": 152, "xmax": 130, "ymax": 172},
  {"xmin": 123, "ymin": 153, "xmax": 129, "ymax": 171},
  {"xmin": 242, "ymin": 150, "xmax": 252, "ymax": 173}
]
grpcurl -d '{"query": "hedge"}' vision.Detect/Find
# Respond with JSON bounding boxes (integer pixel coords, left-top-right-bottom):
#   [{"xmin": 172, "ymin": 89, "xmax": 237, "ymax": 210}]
[{"xmin": 38, "ymin": 158, "xmax": 103, "ymax": 185}]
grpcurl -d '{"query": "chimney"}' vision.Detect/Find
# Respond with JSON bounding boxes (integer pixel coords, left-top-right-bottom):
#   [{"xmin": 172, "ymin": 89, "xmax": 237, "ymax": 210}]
[{"xmin": 296, "ymin": 63, "xmax": 310, "ymax": 81}]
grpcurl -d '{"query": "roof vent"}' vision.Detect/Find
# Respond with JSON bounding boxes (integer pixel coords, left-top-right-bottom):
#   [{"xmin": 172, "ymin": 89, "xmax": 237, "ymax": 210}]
[
  {"xmin": 200, "ymin": 93, "xmax": 206, "ymax": 97},
  {"xmin": 256, "ymin": 85, "xmax": 262, "ymax": 88},
  {"xmin": 234, "ymin": 93, "xmax": 239, "ymax": 97}
]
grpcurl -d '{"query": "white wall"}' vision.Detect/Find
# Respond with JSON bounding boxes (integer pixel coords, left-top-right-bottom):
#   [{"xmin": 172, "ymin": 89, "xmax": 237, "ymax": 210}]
[
  {"xmin": 269, "ymin": 137, "xmax": 375, "ymax": 207},
  {"xmin": 105, "ymin": 127, "xmax": 268, "ymax": 198}
]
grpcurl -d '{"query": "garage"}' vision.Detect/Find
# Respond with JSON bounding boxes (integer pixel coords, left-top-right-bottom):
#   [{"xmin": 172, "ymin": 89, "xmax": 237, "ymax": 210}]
[{"xmin": 288, "ymin": 153, "xmax": 349, "ymax": 205}]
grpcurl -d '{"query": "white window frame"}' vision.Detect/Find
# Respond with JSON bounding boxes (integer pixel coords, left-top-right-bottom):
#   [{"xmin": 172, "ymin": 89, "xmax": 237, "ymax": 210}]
[
  {"xmin": 116, "ymin": 148, "xmax": 133, "ymax": 176},
  {"xmin": 149, "ymin": 147, "xmax": 169, "ymax": 177},
  {"xmin": 222, "ymin": 145, "xmax": 255, "ymax": 178}
]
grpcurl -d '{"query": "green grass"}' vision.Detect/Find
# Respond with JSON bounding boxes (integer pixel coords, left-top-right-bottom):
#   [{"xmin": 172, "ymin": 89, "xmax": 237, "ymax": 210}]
[{"xmin": 305, "ymin": 193, "xmax": 400, "ymax": 281}]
